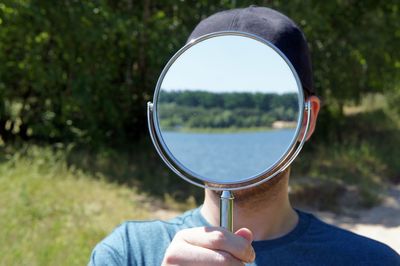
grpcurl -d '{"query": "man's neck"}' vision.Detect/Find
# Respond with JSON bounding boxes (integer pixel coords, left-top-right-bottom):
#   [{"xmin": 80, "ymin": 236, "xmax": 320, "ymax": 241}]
[{"xmin": 200, "ymin": 169, "xmax": 298, "ymax": 241}]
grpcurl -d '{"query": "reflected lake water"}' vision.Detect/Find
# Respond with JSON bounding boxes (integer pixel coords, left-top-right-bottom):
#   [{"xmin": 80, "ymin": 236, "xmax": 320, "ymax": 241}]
[{"xmin": 161, "ymin": 129, "xmax": 295, "ymax": 183}]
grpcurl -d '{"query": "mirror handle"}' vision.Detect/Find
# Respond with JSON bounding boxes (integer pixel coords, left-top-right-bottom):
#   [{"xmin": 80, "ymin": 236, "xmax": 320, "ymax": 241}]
[{"xmin": 220, "ymin": 191, "xmax": 234, "ymax": 232}]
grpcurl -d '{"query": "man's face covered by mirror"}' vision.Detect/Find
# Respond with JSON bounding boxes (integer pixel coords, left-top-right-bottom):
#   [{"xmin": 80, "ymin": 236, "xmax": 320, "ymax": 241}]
[{"xmin": 190, "ymin": 6, "xmax": 319, "ymax": 198}]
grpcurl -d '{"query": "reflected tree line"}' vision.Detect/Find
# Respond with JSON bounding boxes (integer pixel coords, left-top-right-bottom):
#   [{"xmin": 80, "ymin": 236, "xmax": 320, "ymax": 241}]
[{"xmin": 159, "ymin": 90, "xmax": 298, "ymax": 131}]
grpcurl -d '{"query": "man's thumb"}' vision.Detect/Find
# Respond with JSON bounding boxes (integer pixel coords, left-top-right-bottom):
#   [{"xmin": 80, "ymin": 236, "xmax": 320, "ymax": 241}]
[{"xmin": 234, "ymin": 227, "xmax": 253, "ymax": 243}]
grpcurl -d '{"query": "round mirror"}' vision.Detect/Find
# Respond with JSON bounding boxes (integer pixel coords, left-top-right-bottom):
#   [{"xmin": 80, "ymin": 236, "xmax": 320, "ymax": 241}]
[{"xmin": 149, "ymin": 32, "xmax": 306, "ymax": 189}]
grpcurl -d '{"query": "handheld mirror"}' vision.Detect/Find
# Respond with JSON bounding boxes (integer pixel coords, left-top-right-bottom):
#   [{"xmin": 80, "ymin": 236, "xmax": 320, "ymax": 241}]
[{"xmin": 148, "ymin": 31, "xmax": 311, "ymax": 231}]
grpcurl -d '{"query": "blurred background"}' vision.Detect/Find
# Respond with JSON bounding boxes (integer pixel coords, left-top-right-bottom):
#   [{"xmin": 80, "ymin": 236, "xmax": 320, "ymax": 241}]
[{"xmin": 0, "ymin": 0, "xmax": 399, "ymax": 265}]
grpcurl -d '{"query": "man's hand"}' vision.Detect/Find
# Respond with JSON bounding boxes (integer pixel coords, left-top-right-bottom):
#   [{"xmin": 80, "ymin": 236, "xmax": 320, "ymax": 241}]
[{"xmin": 162, "ymin": 227, "xmax": 255, "ymax": 265}]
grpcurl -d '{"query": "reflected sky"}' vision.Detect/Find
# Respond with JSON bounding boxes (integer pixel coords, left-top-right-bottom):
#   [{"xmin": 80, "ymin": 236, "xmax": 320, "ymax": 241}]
[{"xmin": 161, "ymin": 35, "xmax": 298, "ymax": 94}]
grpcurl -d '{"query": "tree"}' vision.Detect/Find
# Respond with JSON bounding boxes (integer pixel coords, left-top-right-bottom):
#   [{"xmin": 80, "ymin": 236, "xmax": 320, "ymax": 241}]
[{"xmin": 0, "ymin": 0, "xmax": 398, "ymax": 146}]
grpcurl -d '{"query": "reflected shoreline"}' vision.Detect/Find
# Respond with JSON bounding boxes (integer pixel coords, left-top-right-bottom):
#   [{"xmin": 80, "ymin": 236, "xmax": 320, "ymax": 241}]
[{"xmin": 161, "ymin": 123, "xmax": 296, "ymax": 134}]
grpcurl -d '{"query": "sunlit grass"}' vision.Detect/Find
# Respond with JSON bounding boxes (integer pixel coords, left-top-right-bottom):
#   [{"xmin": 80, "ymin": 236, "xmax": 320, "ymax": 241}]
[
  {"xmin": 0, "ymin": 146, "xmax": 154, "ymax": 266},
  {"xmin": 343, "ymin": 93, "xmax": 388, "ymax": 115}
]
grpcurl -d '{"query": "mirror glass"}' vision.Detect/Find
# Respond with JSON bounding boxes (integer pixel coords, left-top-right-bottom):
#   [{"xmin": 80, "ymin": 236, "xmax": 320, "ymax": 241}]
[{"xmin": 155, "ymin": 34, "xmax": 302, "ymax": 184}]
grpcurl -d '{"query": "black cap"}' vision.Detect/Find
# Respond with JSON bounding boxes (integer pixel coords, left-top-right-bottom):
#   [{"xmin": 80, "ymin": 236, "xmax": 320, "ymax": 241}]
[{"xmin": 188, "ymin": 6, "xmax": 315, "ymax": 97}]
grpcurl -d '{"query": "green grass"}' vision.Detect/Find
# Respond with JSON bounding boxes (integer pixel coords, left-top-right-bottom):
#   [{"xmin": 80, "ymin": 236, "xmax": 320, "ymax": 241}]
[
  {"xmin": 65, "ymin": 140, "xmax": 204, "ymax": 204},
  {"xmin": 0, "ymin": 146, "xmax": 158, "ymax": 266}
]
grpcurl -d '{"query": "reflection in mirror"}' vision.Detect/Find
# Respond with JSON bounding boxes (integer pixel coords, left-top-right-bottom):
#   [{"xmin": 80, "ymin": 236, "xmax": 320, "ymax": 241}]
[{"xmin": 156, "ymin": 35, "xmax": 301, "ymax": 184}]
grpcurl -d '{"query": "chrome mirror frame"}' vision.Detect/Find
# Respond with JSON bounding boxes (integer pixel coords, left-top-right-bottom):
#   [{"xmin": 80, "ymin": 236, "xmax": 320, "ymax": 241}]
[{"xmin": 147, "ymin": 31, "xmax": 312, "ymax": 231}]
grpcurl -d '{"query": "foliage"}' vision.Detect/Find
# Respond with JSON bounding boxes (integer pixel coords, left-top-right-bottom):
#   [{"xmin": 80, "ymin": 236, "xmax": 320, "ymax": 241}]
[
  {"xmin": 159, "ymin": 91, "xmax": 297, "ymax": 130},
  {"xmin": 0, "ymin": 0, "xmax": 185, "ymax": 145},
  {"xmin": 0, "ymin": 0, "xmax": 398, "ymax": 147},
  {"xmin": 282, "ymin": 0, "xmax": 400, "ymax": 142},
  {"xmin": 160, "ymin": 91, "xmax": 298, "ymax": 111}
]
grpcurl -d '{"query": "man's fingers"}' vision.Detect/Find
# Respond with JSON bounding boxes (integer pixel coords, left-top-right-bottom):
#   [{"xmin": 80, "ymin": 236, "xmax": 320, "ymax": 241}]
[
  {"xmin": 177, "ymin": 227, "xmax": 255, "ymax": 263},
  {"xmin": 164, "ymin": 242, "xmax": 244, "ymax": 266}
]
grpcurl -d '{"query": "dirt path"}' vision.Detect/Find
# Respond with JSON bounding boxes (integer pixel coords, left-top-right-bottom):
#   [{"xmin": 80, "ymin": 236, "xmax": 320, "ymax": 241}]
[{"xmin": 314, "ymin": 184, "xmax": 400, "ymax": 253}]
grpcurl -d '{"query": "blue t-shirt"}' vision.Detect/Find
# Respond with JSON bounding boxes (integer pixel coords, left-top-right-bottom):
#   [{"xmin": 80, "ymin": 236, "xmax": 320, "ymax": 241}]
[{"xmin": 89, "ymin": 208, "xmax": 400, "ymax": 265}]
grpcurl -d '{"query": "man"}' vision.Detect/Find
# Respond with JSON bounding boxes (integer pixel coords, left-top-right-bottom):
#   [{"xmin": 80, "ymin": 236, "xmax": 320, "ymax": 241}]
[{"xmin": 89, "ymin": 6, "xmax": 400, "ymax": 265}]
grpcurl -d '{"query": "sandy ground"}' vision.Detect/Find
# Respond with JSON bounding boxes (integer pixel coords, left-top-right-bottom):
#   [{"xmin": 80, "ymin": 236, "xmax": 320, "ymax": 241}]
[{"xmin": 314, "ymin": 184, "xmax": 400, "ymax": 253}]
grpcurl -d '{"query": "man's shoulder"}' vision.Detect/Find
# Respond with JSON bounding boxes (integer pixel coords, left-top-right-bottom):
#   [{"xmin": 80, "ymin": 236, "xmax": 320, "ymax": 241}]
[
  {"xmin": 99, "ymin": 207, "xmax": 203, "ymax": 244},
  {"xmin": 88, "ymin": 220, "xmax": 171, "ymax": 265},
  {"xmin": 88, "ymin": 208, "xmax": 203, "ymax": 265},
  {"xmin": 303, "ymin": 211, "xmax": 400, "ymax": 264}
]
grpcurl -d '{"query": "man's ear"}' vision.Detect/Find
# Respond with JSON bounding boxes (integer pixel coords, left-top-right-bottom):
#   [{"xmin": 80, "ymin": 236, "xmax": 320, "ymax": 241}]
[{"xmin": 299, "ymin": 96, "xmax": 320, "ymax": 141}]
